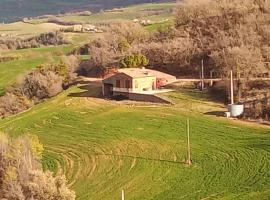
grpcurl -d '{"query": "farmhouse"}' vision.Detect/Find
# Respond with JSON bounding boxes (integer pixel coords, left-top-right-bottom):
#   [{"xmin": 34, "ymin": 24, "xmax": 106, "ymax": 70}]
[
  {"xmin": 73, "ymin": 24, "xmax": 83, "ymax": 32},
  {"xmin": 102, "ymin": 68, "xmax": 176, "ymax": 102}
]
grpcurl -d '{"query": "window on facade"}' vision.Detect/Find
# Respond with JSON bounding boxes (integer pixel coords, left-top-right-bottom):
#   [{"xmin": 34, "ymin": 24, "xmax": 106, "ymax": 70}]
[
  {"xmin": 125, "ymin": 80, "xmax": 131, "ymax": 88},
  {"xmin": 116, "ymin": 80, "xmax": 120, "ymax": 88},
  {"xmin": 135, "ymin": 80, "xmax": 138, "ymax": 88}
]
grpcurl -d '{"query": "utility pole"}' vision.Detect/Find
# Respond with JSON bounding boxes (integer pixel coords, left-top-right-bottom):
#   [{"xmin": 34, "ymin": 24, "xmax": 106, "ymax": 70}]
[
  {"xmin": 187, "ymin": 118, "xmax": 192, "ymax": 166},
  {"xmin": 210, "ymin": 70, "xmax": 214, "ymax": 87},
  {"xmin": 121, "ymin": 189, "xmax": 125, "ymax": 200},
  {"xmin": 201, "ymin": 59, "xmax": 205, "ymax": 91},
  {"xmin": 230, "ymin": 70, "xmax": 234, "ymax": 105}
]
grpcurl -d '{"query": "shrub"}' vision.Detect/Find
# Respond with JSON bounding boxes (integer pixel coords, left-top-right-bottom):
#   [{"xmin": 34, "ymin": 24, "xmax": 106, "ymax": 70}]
[
  {"xmin": 0, "ymin": 55, "xmax": 21, "ymax": 63},
  {"xmin": 19, "ymin": 69, "xmax": 64, "ymax": 101},
  {"xmin": 0, "ymin": 32, "xmax": 68, "ymax": 50},
  {"xmin": 34, "ymin": 31, "xmax": 68, "ymax": 46},
  {"xmin": 0, "ymin": 93, "xmax": 32, "ymax": 118},
  {"xmin": 61, "ymin": 55, "xmax": 81, "ymax": 83},
  {"xmin": 105, "ymin": 20, "xmax": 149, "ymax": 44}
]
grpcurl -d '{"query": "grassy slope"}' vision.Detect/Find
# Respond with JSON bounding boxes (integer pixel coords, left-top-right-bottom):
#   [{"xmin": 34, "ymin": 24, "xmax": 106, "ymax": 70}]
[
  {"xmin": 0, "ymin": 85, "xmax": 269, "ymax": 200},
  {"xmin": 0, "ymin": 3, "xmax": 269, "ymax": 198},
  {"xmin": 0, "ymin": 45, "xmax": 73, "ymax": 95}
]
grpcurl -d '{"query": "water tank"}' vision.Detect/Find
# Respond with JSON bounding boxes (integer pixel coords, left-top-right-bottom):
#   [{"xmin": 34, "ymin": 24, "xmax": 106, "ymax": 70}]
[{"xmin": 228, "ymin": 104, "xmax": 244, "ymax": 117}]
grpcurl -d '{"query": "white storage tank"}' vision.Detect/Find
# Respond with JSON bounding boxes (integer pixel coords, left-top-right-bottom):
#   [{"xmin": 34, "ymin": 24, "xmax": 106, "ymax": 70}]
[{"xmin": 228, "ymin": 104, "xmax": 244, "ymax": 117}]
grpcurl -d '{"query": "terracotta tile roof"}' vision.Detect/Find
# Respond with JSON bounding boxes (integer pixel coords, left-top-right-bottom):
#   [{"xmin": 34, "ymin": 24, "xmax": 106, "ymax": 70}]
[
  {"xmin": 103, "ymin": 68, "xmax": 177, "ymax": 85},
  {"xmin": 118, "ymin": 68, "xmax": 155, "ymax": 78}
]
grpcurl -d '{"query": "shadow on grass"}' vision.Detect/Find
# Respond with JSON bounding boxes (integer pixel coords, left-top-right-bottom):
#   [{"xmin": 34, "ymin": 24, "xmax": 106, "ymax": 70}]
[
  {"xmin": 204, "ymin": 111, "xmax": 225, "ymax": 117},
  {"xmin": 182, "ymin": 89, "xmax": 227, "ymax": 104},
  {"xmin": 68, "ymin": 80, "xmax": 103, "ymax": 98},
  {"xmin": 165, "ymin": 86, "xmax": 226, "ymax": 103},
  {"xmin": 94, "ymin": 153, "xmax": 188, "ymax": 165}
]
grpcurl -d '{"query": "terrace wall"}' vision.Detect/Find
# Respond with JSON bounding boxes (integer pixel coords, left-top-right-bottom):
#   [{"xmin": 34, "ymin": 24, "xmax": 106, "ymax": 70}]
[{"xmin": 113, "ymin": 91, "xmax": 173, "ymax": 104}]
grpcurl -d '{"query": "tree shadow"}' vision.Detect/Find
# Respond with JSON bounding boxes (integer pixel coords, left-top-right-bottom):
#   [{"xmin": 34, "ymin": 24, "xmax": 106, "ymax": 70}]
[
  {"xmin": 204, "ymin": 111, "xmax": 226, "ymax": 117},
  {"xmin": 92, "ymin": 153, "xmax": 188, "ymax": 165},
  {"xmin": 68, "ymin": 79, "xmax": 103, "ymax": 98}
]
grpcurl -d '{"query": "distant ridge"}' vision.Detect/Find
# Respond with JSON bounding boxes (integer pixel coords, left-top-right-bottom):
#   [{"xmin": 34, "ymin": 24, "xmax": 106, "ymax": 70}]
[{"xmin": 0, "ymin": 0, "xmax": 171, "ymax": 23}]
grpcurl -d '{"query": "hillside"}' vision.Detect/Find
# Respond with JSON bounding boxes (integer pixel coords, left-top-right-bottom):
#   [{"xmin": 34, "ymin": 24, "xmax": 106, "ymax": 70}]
[
  {"xmin": 0, "ymin": 83, "xmax": 269, "ymax": 199},
  {"xmin": 0, "ymin": 0, "xmax": 171, "ymax": 23},
  {"xmin": 0, "ymin": 1, "xmax": 270, "ymax": 199}
]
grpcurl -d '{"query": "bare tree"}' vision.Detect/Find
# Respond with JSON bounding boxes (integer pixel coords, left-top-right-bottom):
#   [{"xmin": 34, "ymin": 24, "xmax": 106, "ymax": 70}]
[{"xmin": 0, "ymin": 134, "xmax": 75, "ymax": 200}]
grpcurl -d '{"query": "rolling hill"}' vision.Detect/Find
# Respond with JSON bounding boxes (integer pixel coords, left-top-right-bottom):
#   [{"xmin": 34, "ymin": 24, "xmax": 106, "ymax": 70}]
[
  {"xmin": 0, "ymin": 0, "xmax": 171, "ymax": 22},
  {"xmin": 1, "ymin": 2, "xmax": 270, "ymax": 199},
  {"xmin": 0, "ymin": 84, "xmax": 269, "ymax": 199}
]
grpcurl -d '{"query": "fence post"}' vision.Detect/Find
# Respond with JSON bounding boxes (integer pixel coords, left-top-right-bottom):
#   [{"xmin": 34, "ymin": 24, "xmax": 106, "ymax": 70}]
[{"xmin": 187, "ymin": 118, "xmax": 192, "ymax": 166}]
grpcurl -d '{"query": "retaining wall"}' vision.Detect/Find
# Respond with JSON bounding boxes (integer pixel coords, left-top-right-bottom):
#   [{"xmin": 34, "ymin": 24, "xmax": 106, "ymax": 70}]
[{"xmin": 113, "ymin": 91, "xmax": 173, "ymax": 104}]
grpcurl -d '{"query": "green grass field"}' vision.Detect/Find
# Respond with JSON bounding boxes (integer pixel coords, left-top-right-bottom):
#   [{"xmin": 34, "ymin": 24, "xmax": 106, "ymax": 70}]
[
  {"xmin": 0, "ymin": 83, "xmax": 269, "ymax": 200},
  {"xmin": 58, "ymin": 3, "xmax": 175, "ymax": 24}
]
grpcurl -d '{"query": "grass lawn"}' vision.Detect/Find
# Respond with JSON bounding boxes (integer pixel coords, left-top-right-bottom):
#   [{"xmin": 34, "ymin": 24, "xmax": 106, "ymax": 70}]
[{"xmin": 0, "ymin": 83, "xmax": 269, "ymax": 200}]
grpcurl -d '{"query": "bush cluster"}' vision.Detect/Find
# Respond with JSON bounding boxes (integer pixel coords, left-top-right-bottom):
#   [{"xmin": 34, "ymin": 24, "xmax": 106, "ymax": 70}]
[
  {"xmin": 0, "ymin": 55, "xmax": 80, "ymax": 118},
  {"xmin": 120, "ymin": 54, "xmax": 149, "ymax": 68},
  {"xmin": 0, "ymin": 32, "xmax": 68, "ymax": 50},
  {"xmin": 0, "ymin": 55, "xmax": 21, "ymax": 63}
]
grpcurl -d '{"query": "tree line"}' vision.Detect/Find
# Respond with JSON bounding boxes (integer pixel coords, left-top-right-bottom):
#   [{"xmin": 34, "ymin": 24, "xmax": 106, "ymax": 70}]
[{"xmin": 0, "ymin": 32, "xmax": 68, "ymax": 50}]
